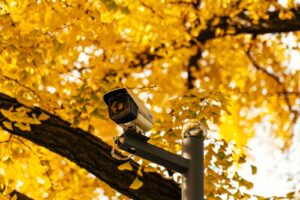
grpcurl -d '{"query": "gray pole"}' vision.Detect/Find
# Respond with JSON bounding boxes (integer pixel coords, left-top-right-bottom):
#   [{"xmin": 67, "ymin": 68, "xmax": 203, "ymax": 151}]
[{"xmin": 182, "ymin": 134, "xmax": 204, "ymax": 200}]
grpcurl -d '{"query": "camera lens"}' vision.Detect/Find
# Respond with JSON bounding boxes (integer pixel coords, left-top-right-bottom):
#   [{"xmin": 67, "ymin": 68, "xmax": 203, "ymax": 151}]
[
  {"xmin": 111, "ymin": 98, "xmax": 127, "ymax": 114},
  {"xmin": 117, "ymin": 102, "xmax": 124, "ymax": 110}
]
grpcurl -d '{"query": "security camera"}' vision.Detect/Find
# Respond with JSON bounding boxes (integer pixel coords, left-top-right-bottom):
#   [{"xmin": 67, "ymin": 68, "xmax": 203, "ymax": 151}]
[{"xmin": 103, "ymin": 88, "xmax": 153, "ymax": 134}]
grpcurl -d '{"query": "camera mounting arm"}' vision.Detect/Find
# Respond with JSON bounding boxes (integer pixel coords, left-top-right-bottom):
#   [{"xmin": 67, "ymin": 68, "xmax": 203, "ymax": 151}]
[{"xmin": 116, "ymin": 129, "xmax": 190, "ymax": 173}]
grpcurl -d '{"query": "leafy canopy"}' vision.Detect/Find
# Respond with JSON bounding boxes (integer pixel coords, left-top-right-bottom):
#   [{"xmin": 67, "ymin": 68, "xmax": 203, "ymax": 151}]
[{"xmin": 0, "ymin": 0, "xmax": 299, "ymax": 199}]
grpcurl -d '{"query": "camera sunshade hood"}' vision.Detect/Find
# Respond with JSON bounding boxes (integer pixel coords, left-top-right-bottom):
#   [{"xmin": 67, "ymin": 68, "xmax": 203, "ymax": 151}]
[{"xmin": 103, "ymin": 88, "xmax": 128, "ymax": 105}]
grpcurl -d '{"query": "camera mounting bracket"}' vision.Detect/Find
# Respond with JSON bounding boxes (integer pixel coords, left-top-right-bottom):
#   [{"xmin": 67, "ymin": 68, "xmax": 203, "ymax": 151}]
[{"xmin": 116, "ymin": 129, "xmax": 189, "ymax": 174}]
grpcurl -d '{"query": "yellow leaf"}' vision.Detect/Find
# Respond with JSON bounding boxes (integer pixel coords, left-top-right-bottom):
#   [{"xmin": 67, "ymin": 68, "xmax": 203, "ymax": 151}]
[
  {"xmin": 15, "ymin": 106, "xmax": 31, "ymax": 113},
  {"xmin": 129, "ymin": 177, "xmax": 143, "ymax": 190},
  {"xmin": 251, "ymin": 165, "xmax": 257, "ymax": 175},
  {"xmin": 0, "ymin": 109, "xmax": 41, "ymax": 124},
  {"xmin": 279, "ymin": 10, "xmax": 294, "ymax": 20},
  {"xmin": 215, "ymin": 28, "xmax": 224, "ymax": 37},
  {"xmin": 3, "ymin": 121, "xmax": 13, "ymax": 131},
  {"xmin": 286, "ymin": 191, "xmax": 295, "ymax": 198},
  {"xmin": 26, "ymin": 117, "xmax": 41, "ymax": 125},
  {"xmin": 137, "ymin": 166, "xmax": 143, "ymax": 177},
  {"xmin": 16, "ymin": 90, "xmax": 35, "ymax": 107},
  {"xmin": 11, "ymin": 194, "xmax": 17, "ymax": 200},
  {"xmin": 239, "ymin": 178, "xmax": 253, "ymax": 189},
  {"xmin": 14, "ymin": 123, "xmax": 31, "ymax": 131},
  {"xmin": 0, "ymin": 174, "xmax": 5, "ymax": 184},
  {"xmin": 0, "ymin": 109, "xmax": 16, "ymax": 122},
  {"xmin": 118, "ymin": 161, "xmax": 133, "ymax": 171},
  {"xmin": 143, "ymin": 166, "xmax": 156, "ymax": 173},
  {"xmin": 38, "ymin": 113, "xmax": 50, "ymax": 121},
  {"xmin": 226, "ymin": 27, "xmax": 236, "ymax": 34}
]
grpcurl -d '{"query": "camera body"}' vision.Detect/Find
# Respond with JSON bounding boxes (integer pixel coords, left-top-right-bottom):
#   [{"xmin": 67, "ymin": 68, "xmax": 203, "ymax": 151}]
[{"xmin": 103, "ymin": 88, "xmax": 153, "ymax": 134}]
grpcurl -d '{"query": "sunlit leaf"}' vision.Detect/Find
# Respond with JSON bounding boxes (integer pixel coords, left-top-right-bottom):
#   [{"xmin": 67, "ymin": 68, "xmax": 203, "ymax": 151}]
[
  {"xmin": 14, "ymin": 122, "xmax": 31, "ymax": 131},
  {"xmin": 2, "ymin": 121, "xmax": 13, "ymax": 131},
  {"xmin": 137, "ymin": 166, "xmax": 143, "ymax": 177},
  {"xmin": 251, "ymin": 165, "xmax": 257, "ymax": 175},
  {"xmin": 118, "ymin": 161, "xmax": 133, "ymax": 171},
  {"xmin": 38, "ymin": 113, "xmax": 50, "ymax": 121},
  {"xmin": 129, "ymin": 177, "xmax": 143, "ymax": 190}
]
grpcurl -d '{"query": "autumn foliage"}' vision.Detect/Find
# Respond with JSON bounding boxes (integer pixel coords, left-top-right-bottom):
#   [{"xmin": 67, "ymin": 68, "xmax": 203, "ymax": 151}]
[{"xmin": 0, "ymin": 0, "xmax": 299, "ymax": 199}]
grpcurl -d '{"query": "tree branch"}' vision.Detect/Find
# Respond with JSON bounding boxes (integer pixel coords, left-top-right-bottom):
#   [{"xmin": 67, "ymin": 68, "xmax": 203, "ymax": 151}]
[
  {"xmin": 137, "ymin": 0, "xmax": 164, "ymax": 19},
  {"xmin": 246, "ymin": 44, "xmax": 299, "ymax": 123},
  {"xmin": 186, "ymin": 48, "xmax": 202, "ymax": 89},
  {"xmin": 0, "ymin": 93, "xmax": 180, "ymax": 200},
  {"xmin": 129, "ymin": 47, "xmax": 163, "ymax": 69},
  {"xmin": 9, "ymin": 190, "xmax": 33, "ymax": 200},
  {"xmin": 127, "ymin": 6, "xmax": 300, "ymax": 78},
  {"xmin": 197, "ymin": 6, "xmax": 300, "ymax": 42}
]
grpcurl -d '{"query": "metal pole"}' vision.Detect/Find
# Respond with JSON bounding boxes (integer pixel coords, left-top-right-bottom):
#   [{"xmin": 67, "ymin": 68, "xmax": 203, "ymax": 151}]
[{"xmin": 182, "ymin": 135, "xmax": 204, "ymax": 200}]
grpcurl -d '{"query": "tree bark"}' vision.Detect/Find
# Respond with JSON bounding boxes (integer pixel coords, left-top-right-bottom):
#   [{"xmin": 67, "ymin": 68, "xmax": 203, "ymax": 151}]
[
  {"xmin": 9, "ymin": 190, "xmax": 33, "ymax": 200},
  {"xmin": 0, "ymin": 93, "xmax": 180, "ymax": 200},
  {"xmin": 197, "ymin": 6, "xmax": 300, "ymax": 42}
]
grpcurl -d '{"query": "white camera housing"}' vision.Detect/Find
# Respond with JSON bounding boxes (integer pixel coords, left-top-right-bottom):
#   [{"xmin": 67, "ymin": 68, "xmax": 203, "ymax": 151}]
[{"xmin": 103, "ymin": 88, "xmax": 153, "ymax": 134}]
